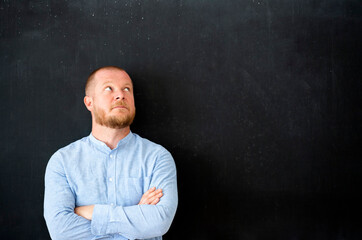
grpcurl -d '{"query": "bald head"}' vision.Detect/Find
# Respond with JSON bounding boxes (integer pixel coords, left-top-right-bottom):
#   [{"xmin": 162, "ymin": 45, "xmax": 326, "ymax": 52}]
[{"xmin": 85, "ymin": 66, "xmax": 130, "ymax": 96}]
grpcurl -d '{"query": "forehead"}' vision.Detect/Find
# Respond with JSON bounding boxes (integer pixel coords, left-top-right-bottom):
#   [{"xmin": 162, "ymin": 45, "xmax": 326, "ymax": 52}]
[{"xmin": 94, "ymin": 68, "xmax": 133, "ymax": 87}]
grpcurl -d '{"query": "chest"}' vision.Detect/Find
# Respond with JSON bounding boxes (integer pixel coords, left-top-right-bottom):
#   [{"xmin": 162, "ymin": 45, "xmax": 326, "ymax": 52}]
[{"xmin": 66, "ymin": 154, "xmax": 152, "ymax": 207}]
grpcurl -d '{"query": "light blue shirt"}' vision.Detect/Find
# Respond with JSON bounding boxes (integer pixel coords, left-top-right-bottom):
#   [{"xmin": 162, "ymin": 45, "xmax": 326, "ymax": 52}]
[{"xmin": 44, "ymin": 132, "xmax": 178, "ymax": 240}]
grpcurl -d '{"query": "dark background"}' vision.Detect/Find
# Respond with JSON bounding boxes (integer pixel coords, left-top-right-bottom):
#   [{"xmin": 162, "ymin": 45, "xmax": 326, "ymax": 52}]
[{"xmin": 0, "ymin": 0, "xmax": 361, "ymax": 239}]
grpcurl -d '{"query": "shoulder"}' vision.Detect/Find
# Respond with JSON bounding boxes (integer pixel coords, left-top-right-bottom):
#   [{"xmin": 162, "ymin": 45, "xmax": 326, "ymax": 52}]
[
  {"xmin": 47, "ymin": 136, "xmax": 90, "ymax": 166},
  {"xmin": 57, "ymin": 136, "xmax": 89, "ymax": 155},
  {"xmin": 132, "ymin": 133, "xmax": 170, "ymax": 155},
  {"xmin": 130, "ymin": 133, "xmax": 176, "ymax": 170},
  {"xmin": 131, "ymin": 133, "xmax": 175, "ymax": 166}
]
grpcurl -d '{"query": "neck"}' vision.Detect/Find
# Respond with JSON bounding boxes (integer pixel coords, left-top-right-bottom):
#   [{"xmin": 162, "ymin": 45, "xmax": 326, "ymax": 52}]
[{"xmin": 91, "ymin": 122, "xmax": 131, "ymax": 150}]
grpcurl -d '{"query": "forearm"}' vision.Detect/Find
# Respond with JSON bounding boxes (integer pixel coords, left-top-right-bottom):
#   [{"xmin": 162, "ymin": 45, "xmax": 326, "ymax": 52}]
[
  {"xmin": 74, "ymin": 187, "xmax": 167, "ymax": 238},
  {"xmin": 91, "ymin": 170, "xmax": 178, "ymax": 238},
  {"xmin": 44, "ymin": 184, "xmax": 95, "ymax": 240},
  {"xmin": 86, "ymin": 149, "xmax": 178, "ymax": 239},
  {"xmin": 44, "ymin": 153, "xmax": 101, "ymax": 240},
  {"xmin": 44, "ymin": 206, "xmax": 94, "ymax": 240},
  {"xmin": 91, "ymin": 202, "xmax": 177, "ymax": 239}
]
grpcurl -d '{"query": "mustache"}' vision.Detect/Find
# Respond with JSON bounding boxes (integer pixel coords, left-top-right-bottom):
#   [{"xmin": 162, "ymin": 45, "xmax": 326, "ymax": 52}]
[{"xmin": 111, "ymin": 101, "xmax": 129, "ymax": 109}]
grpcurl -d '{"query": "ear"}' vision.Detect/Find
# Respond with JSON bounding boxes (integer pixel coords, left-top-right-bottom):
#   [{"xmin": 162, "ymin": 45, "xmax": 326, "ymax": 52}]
[{"xmin": 84, "ymin": 96, "xmax": 93, "ymax": 112}]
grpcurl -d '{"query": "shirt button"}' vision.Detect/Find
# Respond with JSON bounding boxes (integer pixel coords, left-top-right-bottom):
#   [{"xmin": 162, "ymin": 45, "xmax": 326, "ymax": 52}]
[
  {"xmin": 110, "ymin": 203, "xmax": 114, "ymax": 206},
  {"xmin": 110, "ymin": 154, "xmax": 113, "ymax": 158},
  {"xmin": 109, "ymin": 177, "xmax": 113, "ymax": 182}
]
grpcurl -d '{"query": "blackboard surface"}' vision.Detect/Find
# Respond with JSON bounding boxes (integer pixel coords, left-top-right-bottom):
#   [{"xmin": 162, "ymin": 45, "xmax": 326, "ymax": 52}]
[{"xmin": 0, "ymin": 1, "xmax": 360, "ymax": 239}]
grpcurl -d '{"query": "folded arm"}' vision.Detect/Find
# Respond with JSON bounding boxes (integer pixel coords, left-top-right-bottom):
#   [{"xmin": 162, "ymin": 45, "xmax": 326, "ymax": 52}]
[
  {"xmin": 43, "ymin": 152, "xmax": 96, "ymax": 240},
  {"xmin": 92, "ymin": 150, "xmax": 177, "ymax": 239},
  {"xmin": 74, "ymin": 187, "xmax": 164, "ymax": 220},
  {"xmin": 44, "ymin": 150, "xmax": 177, "ymax": 239}
]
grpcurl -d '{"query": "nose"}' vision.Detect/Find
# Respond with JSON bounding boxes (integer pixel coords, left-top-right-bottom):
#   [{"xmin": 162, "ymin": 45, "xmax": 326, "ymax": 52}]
[{"xmin": 114, "ymin": 90, "xmax": 125, "ymax": 100}]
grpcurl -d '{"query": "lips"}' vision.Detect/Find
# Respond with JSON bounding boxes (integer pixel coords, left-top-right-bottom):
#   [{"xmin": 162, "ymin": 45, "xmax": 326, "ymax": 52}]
[{"xmin": 111, "ymin": 103, "xmax": 128, "ymax": 110}]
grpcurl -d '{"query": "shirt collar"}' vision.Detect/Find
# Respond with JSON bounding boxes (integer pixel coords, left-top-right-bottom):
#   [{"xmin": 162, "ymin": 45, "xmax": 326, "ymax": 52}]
[{"xmin": 88, "ymin": 131, "xmax": 134, "ymax": 153}]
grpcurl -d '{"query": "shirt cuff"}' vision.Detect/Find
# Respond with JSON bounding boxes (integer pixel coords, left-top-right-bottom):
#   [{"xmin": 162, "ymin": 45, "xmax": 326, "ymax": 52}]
[{"xmin": 91, "ymin": 204, "xmax": 110, "ymax": 235}]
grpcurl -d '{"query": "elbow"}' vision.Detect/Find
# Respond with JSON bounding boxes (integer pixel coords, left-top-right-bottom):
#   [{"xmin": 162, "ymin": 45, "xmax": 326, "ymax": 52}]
[
  {"xmin": 135, "ymin": 215, "xmax": 172, "ymax": 238},
  {"xmin": 44, "ymin": 219, "xmax": 67, "ymax": 240},
  {"xmin": 44, "ymin": 212, "xmax": 58, "ymax": 239},
  {"xmin": 44, "ymin": 214, "xmax": 69, "ymax": 240},
  {"xmin": 46, "ymin": 230, "xmax": 68, "ymax": 240},
  {"xmin": 44, "ymin": 210, "xmax": 84, "ymax": 240},
  {"xmin": 157, "ymin": 217, "xmax": 173, "ymax": 236},
  {"xmin": 157, "ymin": 202, "xmax": 177, "ymax": 236},
  {"xmin": 147, "ymin": 205, "xmax": 177, "ymax": 237}
]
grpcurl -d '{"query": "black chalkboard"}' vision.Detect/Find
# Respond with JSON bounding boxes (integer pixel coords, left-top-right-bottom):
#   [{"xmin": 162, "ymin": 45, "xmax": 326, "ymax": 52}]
[{"xmin": 0, "ymin": 0, "xmax": 361, "ymax": 239}]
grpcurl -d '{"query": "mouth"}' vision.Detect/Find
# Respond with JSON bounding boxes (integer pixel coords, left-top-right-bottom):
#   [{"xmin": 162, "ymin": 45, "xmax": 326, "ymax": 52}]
[{"xmin": 112, "ymin": 105, "xmax": 128, "ymax": 110}]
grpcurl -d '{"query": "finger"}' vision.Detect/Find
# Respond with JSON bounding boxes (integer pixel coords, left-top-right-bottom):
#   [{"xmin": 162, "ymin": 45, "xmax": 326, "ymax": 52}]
[
  {"xmin": 145, "ymin": 189, "xmax": 162, "ymax": 198},
  {"xmin": 142, "ymin": 189, "xmax": 162, "ymax": 202},
  {"xmin": 144, "ymin": 187, "xmax": 156, "ymax": 195},
  {"xmin": 151, "ymin": 198, "xmax": 160, "ymax": 205},
  {"xmin": 141, "ymin": 191, "xmax": 163, "ymax": 205},
  {"xmin": 139, "ymin": 188, "xmax": 162, "ymax": 204},
  {"xmin": 150, "ymin": 195, "xmax": 161, "ymax": 205},
  {"xmin": 139, "ymin": 198, "xmax": 146, "ymax": 205},
  {"xmin": 139, "ymin": 188, "xmax": 156, "ymax": 203},
  {"xmin": 147, "ymin": 192, "xmax": 163, "ymax": 204},
  {"xmin": 139, "ymin": 193, "xmax": 151, "ymax": 204}
]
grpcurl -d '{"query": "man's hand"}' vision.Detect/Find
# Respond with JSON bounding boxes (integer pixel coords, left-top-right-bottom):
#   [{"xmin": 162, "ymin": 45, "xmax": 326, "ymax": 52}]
[
  {"xmin": 74, "ymin": 205, "xmax": 94, "ymax": 220},
  {"xmin": 138, "ymin": 187, "xmax": 163, "ymax": 205}
]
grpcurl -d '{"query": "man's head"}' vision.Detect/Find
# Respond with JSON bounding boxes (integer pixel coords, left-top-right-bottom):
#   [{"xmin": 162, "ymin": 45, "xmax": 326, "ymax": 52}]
[{"xmin": 84, "ymin": 66, "xmax": 136, "ymax": 129}]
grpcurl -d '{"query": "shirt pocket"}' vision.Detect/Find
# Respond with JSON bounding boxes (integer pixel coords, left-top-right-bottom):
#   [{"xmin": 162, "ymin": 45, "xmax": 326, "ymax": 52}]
[{"xmin": 118, "ymin": 176, "xmax": 150, "ymax": 206}]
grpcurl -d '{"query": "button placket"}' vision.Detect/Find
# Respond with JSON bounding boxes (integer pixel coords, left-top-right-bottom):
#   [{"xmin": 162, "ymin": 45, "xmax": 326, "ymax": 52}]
[{"xmin": 107, "ymin": 152, "xmax": 116, "ymax": 207}]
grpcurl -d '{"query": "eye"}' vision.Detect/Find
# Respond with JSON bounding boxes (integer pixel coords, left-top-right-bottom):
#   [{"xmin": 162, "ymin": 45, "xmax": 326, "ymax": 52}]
[
  {"xmin": 124, "ymin": 87, "xmax": 130, "ymax": 92},
  {"xmin": 105, "ymin": 86, "xmax": 112, "ymax": 91}
]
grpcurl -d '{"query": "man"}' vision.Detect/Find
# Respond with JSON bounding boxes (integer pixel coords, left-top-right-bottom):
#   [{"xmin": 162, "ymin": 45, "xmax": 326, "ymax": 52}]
[{"xmin": 44, "ymin": 66, "xmax": 178, "ymax": 240}]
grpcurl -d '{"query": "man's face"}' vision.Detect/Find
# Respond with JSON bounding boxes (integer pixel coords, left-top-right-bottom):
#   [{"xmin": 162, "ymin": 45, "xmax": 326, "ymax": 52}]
[{"xmin": 89, "ymin": 69, "xmax": 136, "ymax": 129}]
